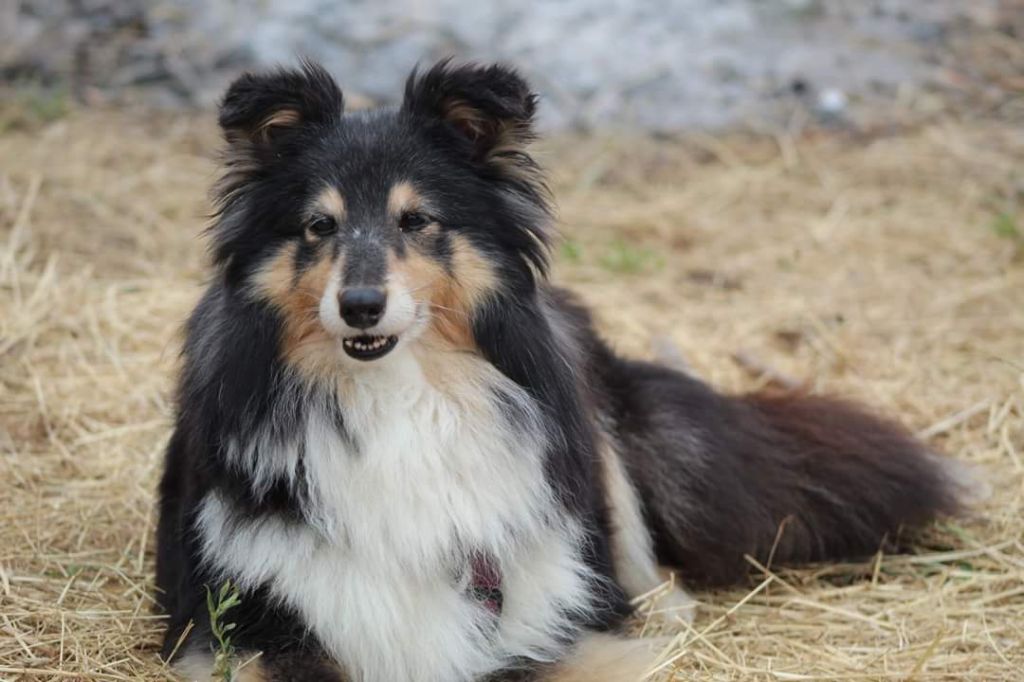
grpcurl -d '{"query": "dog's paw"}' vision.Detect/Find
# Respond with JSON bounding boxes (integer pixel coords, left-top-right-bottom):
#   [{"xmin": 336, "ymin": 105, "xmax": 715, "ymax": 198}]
[{"xmin": 650, "ymin": 584, "xmax": 698, "ymax": 625}]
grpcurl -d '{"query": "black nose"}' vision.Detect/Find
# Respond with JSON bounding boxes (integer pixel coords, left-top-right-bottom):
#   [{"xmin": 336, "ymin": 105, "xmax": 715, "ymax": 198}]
[{"xmin": 339, "ymin": 288, "xmax": 387, "ymax": 329}]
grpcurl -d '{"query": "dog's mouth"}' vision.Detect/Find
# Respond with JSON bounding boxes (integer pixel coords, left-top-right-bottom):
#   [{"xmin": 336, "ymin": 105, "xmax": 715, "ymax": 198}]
[{"xmin": 342, "ymin": 334, "xmax": 399, "ymax": 361}]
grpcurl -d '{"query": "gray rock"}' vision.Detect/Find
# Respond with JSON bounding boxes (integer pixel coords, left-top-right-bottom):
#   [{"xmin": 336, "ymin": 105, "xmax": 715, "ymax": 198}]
[{"xmin": 0, "ymin": 0, "xmax": 1003, "ymax": 130}]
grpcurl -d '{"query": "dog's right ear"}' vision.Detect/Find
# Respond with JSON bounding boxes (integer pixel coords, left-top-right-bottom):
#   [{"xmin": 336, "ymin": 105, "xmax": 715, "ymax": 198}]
[{"xmin": 218, "ymin": 60, "xmax": 343, "ymax": 156}]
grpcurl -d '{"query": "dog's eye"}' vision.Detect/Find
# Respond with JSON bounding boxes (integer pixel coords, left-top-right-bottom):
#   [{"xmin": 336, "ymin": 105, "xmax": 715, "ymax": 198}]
[
  {"xmin": 307, "ymin": 216, "xmax": 337, "ymax": 237},
  {"xmin": 399, "ymin": 211, "xmax": 430, "ymax": 233}
]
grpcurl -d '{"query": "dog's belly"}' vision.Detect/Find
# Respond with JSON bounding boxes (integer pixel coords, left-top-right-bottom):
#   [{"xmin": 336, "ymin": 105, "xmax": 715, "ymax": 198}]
[{"xmin": 196, "ymin": 352, "xmax": 595, "ymax": 682}]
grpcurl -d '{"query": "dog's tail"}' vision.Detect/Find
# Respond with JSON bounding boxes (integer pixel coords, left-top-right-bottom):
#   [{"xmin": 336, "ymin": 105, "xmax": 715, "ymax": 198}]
[{"xmin": 611, "ymin": 362, "xmax": 980, "ymax": 586}]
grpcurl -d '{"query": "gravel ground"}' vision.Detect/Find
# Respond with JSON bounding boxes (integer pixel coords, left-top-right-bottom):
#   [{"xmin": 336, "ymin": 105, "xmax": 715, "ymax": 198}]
[{"xmin": 3, "ymin": 0, "xmax": 1021, "ymax": 130}]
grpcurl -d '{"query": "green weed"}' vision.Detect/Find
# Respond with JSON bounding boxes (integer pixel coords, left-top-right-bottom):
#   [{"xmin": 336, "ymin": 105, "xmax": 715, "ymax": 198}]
[
  {"xmin": 206, "ymin": 580, "xmax": 242, "ymax": 681},
  {"xmin": 599, "ymin": 239, "xmax": 662, "ymax": 274},
  {"xmin": 560, "ymin": 239, "xmax": 583, "ymax": 263},
  {"xmin": 989, "ymin": 212, "xmax": 1022, "ymax": 242},
  {"xmin": 0, "ymin": 83, "xmax": 70, "ymax": 132}
]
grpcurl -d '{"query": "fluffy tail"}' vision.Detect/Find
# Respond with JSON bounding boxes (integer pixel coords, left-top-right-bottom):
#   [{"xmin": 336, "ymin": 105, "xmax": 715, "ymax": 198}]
[
  {"xmin": 736, "ymin": 393, "xmax": 962, "ymax": 560},
  {"xmin": 607, "ymin": 360, "xmax": 969, "ymax": 586}
]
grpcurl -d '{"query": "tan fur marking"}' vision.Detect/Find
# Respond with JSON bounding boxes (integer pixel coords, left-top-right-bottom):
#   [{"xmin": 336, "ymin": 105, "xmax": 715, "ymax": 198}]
[
  {"xmin": 233, "ymin": 656, "xmax": 349, "ymax": 682},
  {"xmin": 600, "ymin": 435, "xmax": 660, "ymax": 594},
  {"xmin": 542, "ymin": 633, "xmax": 662, "ymax": 682},
  {"xmin": 217, "ymin": 110, "xmax": 303, "ymax": 201},
  {"xmin": 233, "ymin": 659, "xmax": 269, "ymax": 682},
  {"xmin": 436, "ymin": 99, "xmax": 543, "ymax": 192},
  {"xmin": 448, "ymin": 234, "xmax": 497, "ymax": 308},
  {"xmin": 173, "ymin": 651, "xmax": 214, "ymax": 681},
  {"xmin": 256, "ymin": 108, "xmax": 301, "ymax": 142},
  {"xmin": 251, "ymin": 242, "xmax": 340, "ymax": 380},
  {"xmin": 389, "ymin": 245, "xmax": 444, "ymax": 294},
  {"xmin": 314, "ymin": 186, "xmax": 346, "ymax": 221},
  {"xmin": 488, "ymin": 126, "xmax": 544, "ymax": 189},
  {"xmin": 387, "ymin": 181, "xmax": 424, "ymax": 217},
  {"xmin": 598, "ymin": 433, "xmax": 697, "ymax": 624},
  {"xmin": 391, "ymin": 234, "xmax": 496, "ymax": 354},
  {"xmin": 252, "ymin": 242, "xmax": 300, "ymax": 302},
  {"xmin": 411, "ymin": 349, "xmax": 503, "ymax": 413},
  {"xmin": 430, "ymin": 236, "xmax": 496, "ymax": 350},
  {"xmin": 389, "ymin": 248, "xmax": 452, "ymax": 346},
  {"xmin": 442, "ymin": 100, "xmax": 489, "ymax": 140}
]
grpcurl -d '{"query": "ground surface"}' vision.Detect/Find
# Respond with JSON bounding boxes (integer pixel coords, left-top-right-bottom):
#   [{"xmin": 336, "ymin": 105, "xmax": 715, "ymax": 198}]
[{"xmin": 0, "ymin": 111, "xmax": 1022, "ymax": 680}]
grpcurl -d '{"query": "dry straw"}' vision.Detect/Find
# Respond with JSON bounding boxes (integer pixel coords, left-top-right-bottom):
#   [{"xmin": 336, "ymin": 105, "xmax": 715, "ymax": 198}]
[{"xmin": 1, "ymin": 109, "xmax": 1021, "ymax": 680}]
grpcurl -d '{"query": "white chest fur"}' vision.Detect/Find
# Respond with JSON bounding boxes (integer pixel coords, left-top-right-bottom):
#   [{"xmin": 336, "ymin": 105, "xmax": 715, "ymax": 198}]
[{"xmin": 196, "ymin": 350, "xmax": 594, "ymax": 682}]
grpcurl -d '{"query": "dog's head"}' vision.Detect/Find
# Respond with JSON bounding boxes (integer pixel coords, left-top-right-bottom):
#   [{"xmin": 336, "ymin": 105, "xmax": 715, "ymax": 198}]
[{"xmin": 210, "ymin": 59, "xmax": 551, "ymax": 375}]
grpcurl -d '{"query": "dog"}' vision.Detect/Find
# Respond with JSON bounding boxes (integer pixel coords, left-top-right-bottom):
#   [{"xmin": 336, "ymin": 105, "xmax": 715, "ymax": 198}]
[{"xmin": 155, "ymin": 59, "xmax": 968, "ymax": 682}]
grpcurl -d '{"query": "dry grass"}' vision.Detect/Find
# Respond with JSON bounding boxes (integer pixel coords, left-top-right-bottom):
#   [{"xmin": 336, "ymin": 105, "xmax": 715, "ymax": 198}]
[{"xmin": 1, "ymin": 109, "xmax": 1022, "ymax": 681}]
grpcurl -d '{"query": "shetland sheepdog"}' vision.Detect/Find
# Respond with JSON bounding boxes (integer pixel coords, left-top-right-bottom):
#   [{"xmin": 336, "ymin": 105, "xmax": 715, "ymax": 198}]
[{"xmin": 156, "ymin": 59, "xmax": 967, "ymax": 682}]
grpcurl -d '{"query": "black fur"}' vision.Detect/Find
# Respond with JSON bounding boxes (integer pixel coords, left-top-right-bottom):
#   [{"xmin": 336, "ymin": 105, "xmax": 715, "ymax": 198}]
[
  {"xmin": 156, "ymin": 59, "xmax": 962, "ymax": 681},
  {"xmin": 586, "ymin": 318, "xmax": 959, "ymax": 585}
]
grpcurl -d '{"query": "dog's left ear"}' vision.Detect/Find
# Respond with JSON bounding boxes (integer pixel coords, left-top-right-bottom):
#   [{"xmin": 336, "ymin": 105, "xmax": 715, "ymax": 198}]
[{"xmin": 402, "ymin": 59, "xmax": 537, "ymax": 161}]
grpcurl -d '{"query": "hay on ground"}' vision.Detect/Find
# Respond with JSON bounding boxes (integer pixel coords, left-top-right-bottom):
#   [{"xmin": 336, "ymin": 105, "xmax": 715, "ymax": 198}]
[{"xmin": 0, "ymin": 110, "xmax": 1021, "ymax": 680}]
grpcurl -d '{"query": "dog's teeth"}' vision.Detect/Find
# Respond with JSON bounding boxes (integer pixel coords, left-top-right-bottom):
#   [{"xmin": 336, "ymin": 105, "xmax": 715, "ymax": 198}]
[{"xmin": 344, "ymin": 334, "xmax": 396, "ymax": 356}]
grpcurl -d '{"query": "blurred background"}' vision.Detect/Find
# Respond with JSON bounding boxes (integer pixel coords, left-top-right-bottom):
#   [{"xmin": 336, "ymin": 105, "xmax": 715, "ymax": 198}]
[
  {"xmin": 2, "ymin": 2, "xmax": 1023, "ymax": 680},
  {"xmin": 3, "ymin": 0, "xmax": 1023, "ymax": 131}
]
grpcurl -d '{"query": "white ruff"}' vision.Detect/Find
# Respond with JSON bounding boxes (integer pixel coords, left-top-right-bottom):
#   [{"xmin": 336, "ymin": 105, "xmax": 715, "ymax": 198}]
[{"xmin": 196, "ymin": 349, "xmax": 595, "ymax": 682}]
